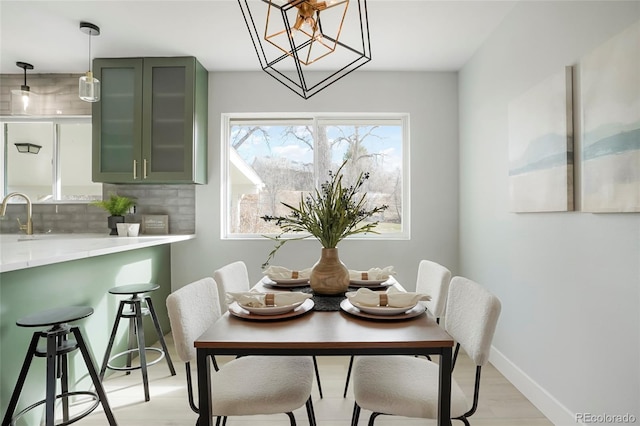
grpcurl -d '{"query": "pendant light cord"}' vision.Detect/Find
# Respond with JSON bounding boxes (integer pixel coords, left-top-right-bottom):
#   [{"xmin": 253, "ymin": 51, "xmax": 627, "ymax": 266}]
[{"xmin": 88, "ymin": 32, "xmax": 92, "ymax": 72}]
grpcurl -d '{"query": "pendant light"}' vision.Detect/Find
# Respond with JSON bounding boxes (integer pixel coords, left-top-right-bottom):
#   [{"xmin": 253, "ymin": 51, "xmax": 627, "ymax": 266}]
[
  {"xmin": 11, "ymin": 62, "xmax": 40, "ymax": 115},
  {"xmin": 238, "ymin": 0, "xmax": 372, "ymax": 99},
  {"xmin": 79, "ymin": 21, "xmax": 101, "ymax": 102}
]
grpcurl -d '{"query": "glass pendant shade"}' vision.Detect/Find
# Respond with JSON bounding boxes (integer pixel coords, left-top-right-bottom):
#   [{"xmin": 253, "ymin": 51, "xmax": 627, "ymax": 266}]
[
  {"xmin": 79, "ymin": 22, "xmax": 101, "ymax": 102},
  {"xmin": 10, "ymin": 88, "xmax": 40, "ymax": 115},
  {"xmin": 11, "ymin": 62, "xmax": 40, "ymax": 115},
  {"xmin": 79, "ymin": 71, "xmax": 100, "ymax": 102}
]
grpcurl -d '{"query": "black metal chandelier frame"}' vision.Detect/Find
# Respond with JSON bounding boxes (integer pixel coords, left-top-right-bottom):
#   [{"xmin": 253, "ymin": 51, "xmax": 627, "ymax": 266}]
[{"xmin": 238, "ymin": 0, "xmax": 372, "ymax": 99}]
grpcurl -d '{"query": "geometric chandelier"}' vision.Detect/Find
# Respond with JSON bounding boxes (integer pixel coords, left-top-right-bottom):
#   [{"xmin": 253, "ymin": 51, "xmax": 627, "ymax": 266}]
[{"xmin": 237, "ymin": 0, "xmax": 372, "ymax": 99}]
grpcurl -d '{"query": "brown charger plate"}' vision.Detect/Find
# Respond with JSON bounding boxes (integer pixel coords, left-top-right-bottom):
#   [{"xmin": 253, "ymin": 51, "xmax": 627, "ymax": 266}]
[
  {"xmin": 349, "ymin": 278, "xmax": 389, "ymax": 286},
  {"xmin": 340, "ymin": 299, "xmax": 426, "ymax": 321},
  {"xmin": 229, "ymin": 299, "xmax": 314, "ymax": 321},
  {"xmin": 348, "ymin": 280, "xmax": 394, "ymax": 290}
]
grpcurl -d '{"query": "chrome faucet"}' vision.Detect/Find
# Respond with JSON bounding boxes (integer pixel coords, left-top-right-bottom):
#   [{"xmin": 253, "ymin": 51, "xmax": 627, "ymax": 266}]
[{"xmin": 1, "ymin": 192, "xmax": 33, "ymax": 235}]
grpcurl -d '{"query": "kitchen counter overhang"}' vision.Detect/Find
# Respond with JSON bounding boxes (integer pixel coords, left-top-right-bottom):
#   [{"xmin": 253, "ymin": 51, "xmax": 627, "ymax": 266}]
[{"xmin": 0, "ymin": 233, "xmax": 195, "ymax": 273}]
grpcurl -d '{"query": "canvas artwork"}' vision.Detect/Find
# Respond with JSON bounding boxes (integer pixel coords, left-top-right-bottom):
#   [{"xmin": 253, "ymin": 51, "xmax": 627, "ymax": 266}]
[
  {"xmin": 508, "ymin": 67, "xmax": 574, "ymax": 212},
  {"xmin": 580, "ymin": 20, "xmax": 640, "ymax": 213}
]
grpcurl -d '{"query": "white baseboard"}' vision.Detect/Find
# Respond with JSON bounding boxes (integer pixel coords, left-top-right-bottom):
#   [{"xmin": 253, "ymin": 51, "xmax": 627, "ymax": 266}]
[{"xmin": 489, "ymin": 346, "xmax": 582, "ymax": 426}]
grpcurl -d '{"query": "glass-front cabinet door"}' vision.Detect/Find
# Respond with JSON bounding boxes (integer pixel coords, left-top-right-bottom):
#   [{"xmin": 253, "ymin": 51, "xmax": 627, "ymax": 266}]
[
  {"xmin": 142, "ymin": 58, "xmax": 193, "ymax": 181},
  {"xmin": 92, "ymin": 58, "xmax": 143, "ymax": 182}
]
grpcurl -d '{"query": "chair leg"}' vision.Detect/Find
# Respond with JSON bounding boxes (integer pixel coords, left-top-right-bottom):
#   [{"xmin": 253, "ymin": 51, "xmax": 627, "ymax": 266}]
[
  {"xmin": 145, "ymin": 296, "xmax": 176, "ymax": 376},
  {"xmin": 305, "ymin": 397, "xmax": 317, "ymax": 426},
  {"xmin": 285, "ymin": 412, "xmax": 296, "ymax": 426},
  {"xmin": 343, "ymin": 355, "xmax": 354, "ymax": 397},
  {"xmin": 312, "ymin": 356, "xmax": 323, "ymax": 398},
  {"xmin": 368, "ymin": 412, "xmax": 383, "ymax": 426},
  {"xmin": 350, "ymin": 402, "xmax": 361, "ymax": 426}
]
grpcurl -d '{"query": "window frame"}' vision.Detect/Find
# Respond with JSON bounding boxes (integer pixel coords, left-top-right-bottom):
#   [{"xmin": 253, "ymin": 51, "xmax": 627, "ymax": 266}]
[
  {"xmin": 221, "ymin": 112, "xmax": 411, "ymax": 241},
  {"xmin": 0, "ymin": 116, "xmax": 100, "ymax": 203}
]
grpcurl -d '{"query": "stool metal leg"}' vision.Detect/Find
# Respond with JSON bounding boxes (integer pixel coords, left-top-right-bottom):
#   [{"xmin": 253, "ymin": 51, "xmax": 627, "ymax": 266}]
[
  {"xmin": 145, "ymin": 296, "xmax": 176, "ymax": 376},
  {"xmin": 60, "ymin": 336, "xmax": 70, "ymax": 422},
  {"xmin": 100, "ymin": 300, "xmax": 127, "ymax": 380},
  {"xmin": 133, "ymin": 300, "xmax": 150, "ymax": 402},
  {"xmin": 2, "ymin": 333, "xmax": 40, "ymax": 426},
  {"xmin": 126, "ymin": 307, "xmax": 135, "ymax": 375},
  {"xmin": 45, "ymin": 331, "xmax": 57, "ymax": 426},
  {"xmin": 73, "ymin": 326, "xmax": 118, "ymax": 425}
]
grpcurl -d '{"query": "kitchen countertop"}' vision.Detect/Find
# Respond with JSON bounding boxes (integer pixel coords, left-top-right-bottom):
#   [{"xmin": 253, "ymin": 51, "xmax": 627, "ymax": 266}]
[{"xmin": 0, "ymin": 233, "xmax": 195, "ymax": 273}]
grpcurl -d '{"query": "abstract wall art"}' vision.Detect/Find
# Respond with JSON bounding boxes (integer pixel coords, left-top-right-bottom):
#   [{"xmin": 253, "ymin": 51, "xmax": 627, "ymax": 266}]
[
  {"xmin": 508, "ymin": 67, "xmax": 574, "ymax": 212},
  {"xmin": 580, "ymin": 20, "xmax": 640, "ymax": 213}
]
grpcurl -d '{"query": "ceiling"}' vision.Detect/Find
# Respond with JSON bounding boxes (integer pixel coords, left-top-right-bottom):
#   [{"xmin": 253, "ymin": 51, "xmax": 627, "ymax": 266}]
[{"xmin": 0, "ymin": 0, "xmax": 516, "ymax": 75}]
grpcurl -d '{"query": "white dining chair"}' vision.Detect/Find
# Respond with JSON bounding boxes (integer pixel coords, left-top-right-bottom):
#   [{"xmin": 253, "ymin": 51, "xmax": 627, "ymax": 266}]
[
  {"xmin": 343, "ymin": 259, "xmax": 452, "ymax": 397},
  {"xmin": 166, "ymin": 277, "xmax": 317, "ymax": 426},
  {"xmin": 213, "ymin": 261, "xmax": 251, "ymax": 313},
  {"xmin": 416, "ymin": 259, "xmax": 452, "ymax": 321},
  {"xmin": 213, "ymin": 260, "xmax": 324, "ymax": 399},
  {"xmin": 350, "ymin": 276, "xmax": 501, "ymax": 426}
]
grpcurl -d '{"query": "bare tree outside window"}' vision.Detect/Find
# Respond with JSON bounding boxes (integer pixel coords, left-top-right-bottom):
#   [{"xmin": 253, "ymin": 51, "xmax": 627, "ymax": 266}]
[{"xmin": 225, "ymin": 116, "xmax": 407, "ymax": 238}]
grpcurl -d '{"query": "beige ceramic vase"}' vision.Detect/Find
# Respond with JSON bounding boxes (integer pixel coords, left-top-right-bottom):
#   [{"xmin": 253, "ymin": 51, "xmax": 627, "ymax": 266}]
[{"xmin": 310, "ymin": 248, "xmax": 350, "ymax": 295}]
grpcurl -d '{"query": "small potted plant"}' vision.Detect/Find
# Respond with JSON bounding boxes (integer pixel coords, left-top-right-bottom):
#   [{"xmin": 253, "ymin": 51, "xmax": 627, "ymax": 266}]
[{"xmin": 91, "ymin": 194, "xmax": 136, "ymax": 235}]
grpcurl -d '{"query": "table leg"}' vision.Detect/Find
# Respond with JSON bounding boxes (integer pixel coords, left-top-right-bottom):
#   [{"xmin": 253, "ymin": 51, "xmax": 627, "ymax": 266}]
[
  {"xmin": 438, "ymin": 346, "xmax": 453, "ymax": 426},
  {"xmin": 196, "ymin": 349, "xmax": 213, "ymax": 426}
]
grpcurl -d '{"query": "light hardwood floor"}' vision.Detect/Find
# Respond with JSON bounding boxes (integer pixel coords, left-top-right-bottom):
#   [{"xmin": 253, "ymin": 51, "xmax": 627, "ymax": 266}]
[{"xmin": 80, "ymin": 334, "xmax": 552, "ymax": 426}]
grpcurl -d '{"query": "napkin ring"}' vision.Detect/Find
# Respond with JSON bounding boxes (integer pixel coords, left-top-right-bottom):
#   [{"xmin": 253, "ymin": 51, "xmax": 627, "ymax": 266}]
[
  {"xmin": 292, "ymin": 271, "xmax": 299, "ymax": 279},
  {"xmin": 361, "ymin": 272, "xmax": 369, "ymax": 280},
  {"xmin": 264, "ymin": 293, "xmax": 275, "ymax": 306},
  {"xmin": 378, "ymin": 294, "xmax": 388, "ymax": 307}
]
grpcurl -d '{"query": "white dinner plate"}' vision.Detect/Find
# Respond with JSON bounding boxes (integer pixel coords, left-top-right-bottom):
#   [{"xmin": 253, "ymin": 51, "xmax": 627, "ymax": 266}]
[
  {"xmin": 239, "ymin": 300, "xmax": 305, "ymax": 315},
  {"xmin": 229, "ymin": 299, "xmax": 314, "ymax": 321},
  {"xmin": 269, "ymin": 277, "xmax": 310, "ymax": 285},
  {"xmin": 350, "ymin": 301, "xmax": 417, "ymax": 316},
  {"xmin": 340, "ymin": 299, "xmax": 426, "ymax": 321}
]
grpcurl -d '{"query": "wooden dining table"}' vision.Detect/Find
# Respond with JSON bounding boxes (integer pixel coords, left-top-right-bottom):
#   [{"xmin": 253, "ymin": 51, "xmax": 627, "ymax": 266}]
[{"xmin": 194, "ymin": 277, "xmax": 455, "ymax": 426}]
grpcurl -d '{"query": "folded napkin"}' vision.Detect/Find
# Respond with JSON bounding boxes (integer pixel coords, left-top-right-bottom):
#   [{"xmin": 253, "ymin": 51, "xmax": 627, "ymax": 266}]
[
  {"xmin": 348, "ymin": 266, "xmax": 396, "ymax": 281},
  {"xmin": 346, "ymin": 287, "xmax": 430, "ymax": 308},
  {"xmin": 263, "ymin": 266, "xmax": 312, "ymax": 280},
  {"xmin": 226, "ymin": 291, "xmax": 312, "ymax": 308}
]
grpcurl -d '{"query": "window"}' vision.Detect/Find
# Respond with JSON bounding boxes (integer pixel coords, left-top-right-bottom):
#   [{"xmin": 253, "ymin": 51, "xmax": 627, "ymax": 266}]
[
  {"xmin": 1, "ymin": 117, "xmax": 102, "ymax": 203},
  {"xmin": 222, "ymin": 113, "xmax": 409, "ymax": 239}
]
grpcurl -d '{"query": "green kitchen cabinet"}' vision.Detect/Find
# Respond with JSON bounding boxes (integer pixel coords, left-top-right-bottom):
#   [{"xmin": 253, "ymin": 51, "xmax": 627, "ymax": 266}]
[{"xmin": 92, "ymin": 57, "xmax": 208, "ymax": 183}]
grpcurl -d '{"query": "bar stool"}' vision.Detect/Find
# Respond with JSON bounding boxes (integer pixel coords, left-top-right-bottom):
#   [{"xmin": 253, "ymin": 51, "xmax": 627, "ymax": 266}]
[
  {"xmin": 99, "ymin": 283, "xmax": 176, "ymax": 402},
  {"xmin": 2, "ymin": 306, "xmax": 117, "ymax": 426}
]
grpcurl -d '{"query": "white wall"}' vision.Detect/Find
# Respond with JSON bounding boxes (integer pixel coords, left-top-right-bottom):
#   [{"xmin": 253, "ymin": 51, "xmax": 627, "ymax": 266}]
[
  {"xmin": 459, "ymin": 2, "xmax": 639, "ymax": 424},
  {"xmin": 171, "ymin": 71, "xmax": 459, "ymax": 289}
]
